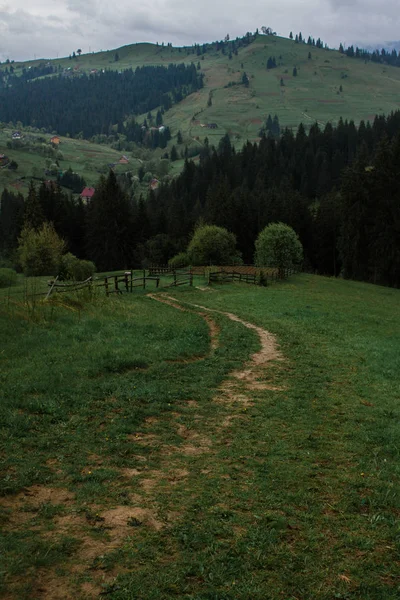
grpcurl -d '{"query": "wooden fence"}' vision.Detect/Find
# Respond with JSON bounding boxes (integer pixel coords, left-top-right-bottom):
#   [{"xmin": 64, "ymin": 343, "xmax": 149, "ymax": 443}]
[
  {"xmin": 166, "ymin": 270, "xmax": 193, "ymax": 288},
  {"xmin": 208, "ymin": 271, "xmax": 257, "ymax": 285},
  {"xmin": 207, "ymin": 266, "xmax": 297, "ymax": 286},
  {"xmin": 42, "ymin": 264, "xmax": 296, "ymax": 298},
  {"xmin": 46, "ymin": 269, "xmax": 194, "ymax": 297}
]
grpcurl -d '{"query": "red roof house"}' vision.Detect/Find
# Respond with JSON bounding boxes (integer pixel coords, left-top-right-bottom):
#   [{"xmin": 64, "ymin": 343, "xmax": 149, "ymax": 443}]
[{"xmin": 80, "ymin": 187, "xmax": 96, "ymax": 201}]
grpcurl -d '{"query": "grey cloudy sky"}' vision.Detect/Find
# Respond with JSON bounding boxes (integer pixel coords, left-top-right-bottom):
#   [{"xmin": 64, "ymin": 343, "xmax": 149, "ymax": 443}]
[{"xmin": 0, "ymin": 0, "xmax": 399, "ymax": 62}]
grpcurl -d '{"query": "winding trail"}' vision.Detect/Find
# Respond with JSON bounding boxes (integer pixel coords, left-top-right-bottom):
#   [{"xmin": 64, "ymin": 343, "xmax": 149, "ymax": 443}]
[
  {"xmin": 148, "ymin": 293, "xmax": 284, "ymax": 394},
  {"xmin": 1, "ymin": 294, "xmax": 285, "ymax": 599}
]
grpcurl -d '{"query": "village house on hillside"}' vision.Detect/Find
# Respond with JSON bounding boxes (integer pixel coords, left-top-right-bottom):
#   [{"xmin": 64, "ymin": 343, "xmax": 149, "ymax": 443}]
[
  {"xmin": 50, "ymin": 135, "xmax": 61, "ymax": 145},
  {"xmin": 12, "ymin": 131, "xmax": 22, "ymax": 140},
  {"xmin": 80, "ymin": 187, "xmax": 95, "ymax": 202},
  {"xmin": 118, "ymin": 155, "xmax": 129, "ymax": 164}
]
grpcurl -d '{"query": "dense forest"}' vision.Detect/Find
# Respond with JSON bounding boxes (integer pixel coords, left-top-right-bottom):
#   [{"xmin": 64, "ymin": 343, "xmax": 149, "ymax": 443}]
[
  {"xmin": 1, "ymin": 111, "xmax": 400, "ymax": 287},
  {"xmin": 0, "ymin": 64, "xmax": 202, "ymax": 141}
]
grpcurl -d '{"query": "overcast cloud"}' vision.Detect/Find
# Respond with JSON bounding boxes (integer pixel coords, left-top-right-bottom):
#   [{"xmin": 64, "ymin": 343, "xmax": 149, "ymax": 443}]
[{"xmin": 0, "ymin": 0, "xmax": 399, "ymax": 62}]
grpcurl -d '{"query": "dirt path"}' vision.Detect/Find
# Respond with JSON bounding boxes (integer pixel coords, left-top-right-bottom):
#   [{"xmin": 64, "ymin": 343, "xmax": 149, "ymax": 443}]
[
  {"xmin": 2, "ymin": 294, "xmax": 284, "ymax": 599},
  {"xmin": 149, "ymin": 293, "xmax": 284, "ymax": 394},
  {"xmin": 147, "ymin": 293, "xmax": 219, "ymax": 353}
]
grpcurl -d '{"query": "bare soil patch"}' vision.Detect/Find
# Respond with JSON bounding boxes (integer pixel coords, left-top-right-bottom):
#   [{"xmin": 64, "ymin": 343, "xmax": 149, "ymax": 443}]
[{"xmin": 0, "ymin": 486, "xmax": 75, "ymax": 510}]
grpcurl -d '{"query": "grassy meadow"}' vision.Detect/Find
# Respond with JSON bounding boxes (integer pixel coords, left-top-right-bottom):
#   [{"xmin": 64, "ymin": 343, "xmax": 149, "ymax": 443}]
[
  {"xmin": 0, "ymin": 127, "xmax": 141, "ymax": 196},
  {"xmin": 0, "ymin": 273, "xmax": 399, "ymax": 599}
]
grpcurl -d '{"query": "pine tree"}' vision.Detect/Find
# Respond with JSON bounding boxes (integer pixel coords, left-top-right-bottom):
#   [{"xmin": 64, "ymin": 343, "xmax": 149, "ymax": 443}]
[
  {"xmin": 156, "ymin": 110, "xmax": 163, "ymax": 126},
  {"xmin": 24, "ymin": 181, "xmax": 45, "ymax": 230},
  {"xmin": 170, "ymin": 145, "xmax": 178, "ymax": 161},
  {"xmin": 0, "ymin": 189, "xmax": 24, "ymax": 255},
  {"xmin": 86, "ymin": 171, "xmax": 134, "ymax": 270}
]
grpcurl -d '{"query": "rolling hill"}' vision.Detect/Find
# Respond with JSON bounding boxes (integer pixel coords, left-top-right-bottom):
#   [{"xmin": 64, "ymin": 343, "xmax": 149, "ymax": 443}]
[{"xmin": 2, "ymin": 32, "xmax": 400, "ymax": 192}]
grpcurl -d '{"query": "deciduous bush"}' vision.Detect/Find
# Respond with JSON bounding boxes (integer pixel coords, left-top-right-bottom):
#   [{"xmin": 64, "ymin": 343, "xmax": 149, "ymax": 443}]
[
  {"xmin": 187, "ymin": 225, "xmax": 242, "ymax": 266},
  {"xmin": 18, "ymin": 223, "xmax": 66, "ymax": 276},
  {"xmin": 58, "ymin": 253, "xmax": 96, "ymax": 281},
  {"xmin": 255, "ymin": 222, "xmax": 303, "ymax": 276},
  {"xmin": 168, "ymin": 252, "xmax": 190, "ymax": 268}
]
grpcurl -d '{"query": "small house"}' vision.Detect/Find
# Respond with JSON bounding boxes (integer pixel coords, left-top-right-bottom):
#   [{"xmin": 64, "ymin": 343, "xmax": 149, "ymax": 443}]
[
  {"xmin": 80, "ymin": 186, "xmax": 96, "ymax": 201},
  {"xmin": 119, "ymin": 155, "xmax": 129, "ymax": 164},
  {"xmin": 50, "ymin": 135, "xmax": 61, "ymax": 145},
  {"xmin": 12, "ymin": 131, "xmax": 21, "ymax": 139}
]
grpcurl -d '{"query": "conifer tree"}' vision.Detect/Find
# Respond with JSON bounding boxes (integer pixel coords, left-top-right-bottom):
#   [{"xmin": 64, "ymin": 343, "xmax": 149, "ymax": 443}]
[
  {"xmin": 86, "ymin": 170, "xmax": 133, "ymax": 270},
  {"xmin": 23, "ymin": 181, "xmax": 45, "ymax": 230}
]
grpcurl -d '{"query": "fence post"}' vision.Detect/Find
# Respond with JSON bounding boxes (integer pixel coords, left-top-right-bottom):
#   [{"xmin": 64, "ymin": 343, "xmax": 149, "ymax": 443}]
[
  {"xmin": 124, "ymin": 272, "xmax": 129, "ymax": 292},
  {"xmin": 114, "ymin": 276, "xmax": 119, "ymax": 293},
  {"xmin": 156, "ymin": 276, "xmax": 160, "ymax": 288},
  {"xmin": 143, "ymin": 270, "xmax": 146, "ymax": 289},
  {"xmin": 105, "ymin": 277, "xmax": 109, "ymax": 296},
  {"xmin": 174, "ymin": 271, "xmax": 177, "ymax": 287},
  {"xmin": 46, "ymin": 276, "xmax": 59, "ymax": 299}
]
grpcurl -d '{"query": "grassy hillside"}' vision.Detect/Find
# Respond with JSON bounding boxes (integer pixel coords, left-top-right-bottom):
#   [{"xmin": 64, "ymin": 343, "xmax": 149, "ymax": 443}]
[
  {"xmin": 0, "ymin": 127, "xmax": 143, "ymax": 195},
  {"xmin": 3, "ymin": 33, "xmax": 400, "ymax": 191},
  {"xmin": 0, "ymin": 274, "xmax": 399, "ymax": 598},
  {"xmin": 10, "ymin": 34, "xmax": 400, "ymax": 136}
]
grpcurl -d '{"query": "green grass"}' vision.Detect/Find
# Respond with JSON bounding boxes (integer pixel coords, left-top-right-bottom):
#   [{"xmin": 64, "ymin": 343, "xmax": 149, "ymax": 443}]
[
  {"xmin": 0, "ymin": 274, "xmax": 399, "ymax": 598},
  {"xmin": 0, "ymin": 127, "xmax": 142, "ymax": 195}
]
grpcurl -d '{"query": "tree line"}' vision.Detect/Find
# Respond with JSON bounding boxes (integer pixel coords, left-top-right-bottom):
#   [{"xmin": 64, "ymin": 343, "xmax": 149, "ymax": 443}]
[
  {"xmin": 1, "ymin": 111, "xmax": 400, "ymax": 286},
  {"xmin": 0, "ymin": 64, "xmax": 203, "ymax": 141}
]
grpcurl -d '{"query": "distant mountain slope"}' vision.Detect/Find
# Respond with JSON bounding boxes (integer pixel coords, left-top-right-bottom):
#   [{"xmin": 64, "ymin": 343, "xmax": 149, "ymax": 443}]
[
  {"xmin": 4, "ymin": 33, "xmax": 400, "ymax": 143},
  {"xmin": 2, "ymin": 32, "xmax": 400, "ymax": 194}
]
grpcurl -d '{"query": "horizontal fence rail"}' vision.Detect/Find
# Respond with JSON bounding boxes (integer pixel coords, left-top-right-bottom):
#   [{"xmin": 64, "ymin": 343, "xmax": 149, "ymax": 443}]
[{"xmin": 0, "ymin": 265, "xmax": 299, "ymax": 306}]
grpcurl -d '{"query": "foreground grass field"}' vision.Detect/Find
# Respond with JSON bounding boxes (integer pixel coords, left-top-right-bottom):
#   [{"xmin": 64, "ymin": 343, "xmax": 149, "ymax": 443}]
[{"xmin": 0, "ymin": 274, "xmax": 399, "ymax": 599}]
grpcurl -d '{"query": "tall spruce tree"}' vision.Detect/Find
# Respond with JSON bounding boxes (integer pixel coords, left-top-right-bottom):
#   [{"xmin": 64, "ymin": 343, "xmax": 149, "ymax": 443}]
[
  {"xmin": 23, "ymin": 181, "xmax": 45, "ymax": 230},
  {"xmin": 86, "ymin": 170, "xmax": 133, "ymax": 270}
]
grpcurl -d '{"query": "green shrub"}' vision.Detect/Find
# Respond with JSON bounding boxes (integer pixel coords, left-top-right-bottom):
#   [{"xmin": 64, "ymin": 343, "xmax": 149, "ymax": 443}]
[
  {"xmin": 0, "ymin": 268, "xmax": 17, "ymax": 288},
  {"xmin": 58, "ymin": 253, "xmax": 96, "ymax": 281},
  {"xmin": 168, "ymin": 252, "xmax": 190, "ymax": 268},
  {"xmin": 255, "ymin": 222, "xmax": 303, "ymax": 277},
  {"xmin": 187, "ymin": 225, "xmax": 242, "ymax": 266},
  {"xmin": 18, "ymin": 223, "xmax": 66, "ymax": 276}
]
